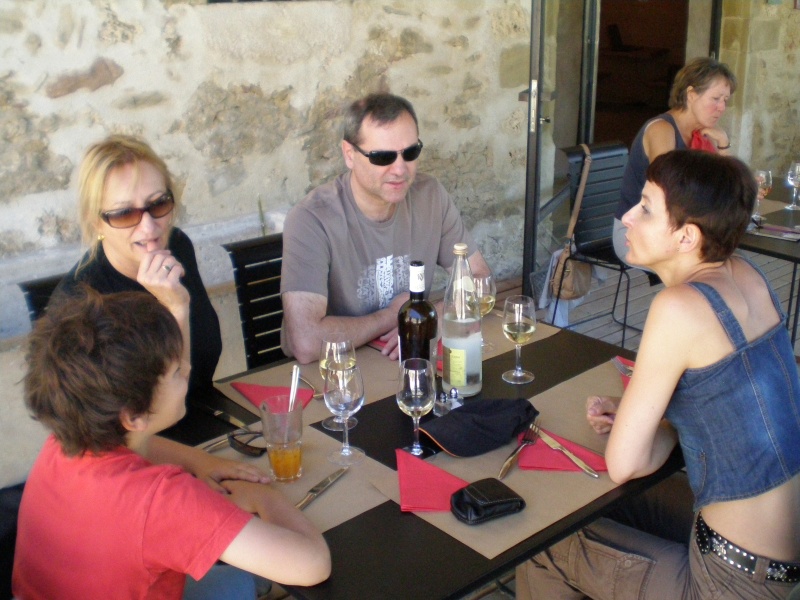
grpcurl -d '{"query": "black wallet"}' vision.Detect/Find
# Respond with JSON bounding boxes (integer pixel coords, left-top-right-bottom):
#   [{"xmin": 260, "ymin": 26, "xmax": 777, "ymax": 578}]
[{"xmin": 450, "ymin": 478, "xmax": 526, "ymax": 525}]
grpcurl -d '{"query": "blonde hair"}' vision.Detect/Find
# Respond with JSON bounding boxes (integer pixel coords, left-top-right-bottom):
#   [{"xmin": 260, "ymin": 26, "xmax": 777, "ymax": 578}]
[{"xmin": 78, "ymin": 135, "xmax": 176, "ymax": 263}]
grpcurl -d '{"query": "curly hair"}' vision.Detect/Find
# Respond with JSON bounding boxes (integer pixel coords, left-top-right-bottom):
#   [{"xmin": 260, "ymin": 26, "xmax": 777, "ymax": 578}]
[
  {"xmin": 647, "ymin": 150, "xmax": 756, "ymax": 263},
  {"xmin": 24, "ymin": 288, "xmax": 183, "ymax": 456}
]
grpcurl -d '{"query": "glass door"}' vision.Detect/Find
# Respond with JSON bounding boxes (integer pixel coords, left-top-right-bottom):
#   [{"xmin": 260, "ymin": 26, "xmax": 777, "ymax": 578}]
[{"xmin": 522, "ymin": 0, "xmax": 598, "ymax": 297}]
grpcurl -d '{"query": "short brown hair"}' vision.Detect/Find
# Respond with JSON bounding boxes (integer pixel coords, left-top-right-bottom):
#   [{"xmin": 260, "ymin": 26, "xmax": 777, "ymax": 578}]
[
  {"xmin": 24, "ymin": 288, "xmax": 183, "ymax": 456},
  {"xmin": 669, "ymin": 57, "xmax": 737, "ymax": 110},
  {"xmin": 647, "ymin": 150, "xmax": 756, "ymax": 262},
  {"xmin": 342, "ymin": 93, "xmax": 418, "ymax": 145}
]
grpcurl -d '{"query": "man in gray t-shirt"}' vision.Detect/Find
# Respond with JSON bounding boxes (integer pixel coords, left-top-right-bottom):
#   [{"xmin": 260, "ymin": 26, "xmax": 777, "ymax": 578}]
[{"xmin": 281, "ymin": 93, "xmax": 489, "ymax": 363}]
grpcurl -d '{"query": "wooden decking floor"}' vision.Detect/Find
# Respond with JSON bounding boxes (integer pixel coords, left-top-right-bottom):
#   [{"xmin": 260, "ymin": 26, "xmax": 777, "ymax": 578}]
[{"xmin": 547, "ymin": 250, "xmax": 799, "ymax": 353}]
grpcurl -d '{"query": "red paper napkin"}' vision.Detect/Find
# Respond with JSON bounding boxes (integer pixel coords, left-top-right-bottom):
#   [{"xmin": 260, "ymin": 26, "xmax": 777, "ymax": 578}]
[
  {"xmin": 616, "ymin": 355, "xmax": 635, "ymax": 390},
  {"xmin": 690, "ymin": 130, "xmax": 717, "ymax": 153},
  {"xmin": 230, "ymin": 382, "xmax": 314, "ymax": 410},
  {"xmin": 518, "ymin": 429, "xmax": 607, "ymax": 473},
  {"xmin": 395, "ymin": 449, "xmax": 468, "ymax": 512}
]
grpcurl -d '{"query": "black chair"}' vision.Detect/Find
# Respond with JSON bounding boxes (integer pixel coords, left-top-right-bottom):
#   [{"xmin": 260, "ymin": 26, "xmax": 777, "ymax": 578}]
[
  {"xmin": 551, "ymin": 141, "xmax": 636, "ymax": 347},
  {"xmin": 222, "ymin": 233, "xmax": 286, "ymax": 370},
  {"xmin": 18, "ymin": 273, "xmax": 65, "ymax": 323}
]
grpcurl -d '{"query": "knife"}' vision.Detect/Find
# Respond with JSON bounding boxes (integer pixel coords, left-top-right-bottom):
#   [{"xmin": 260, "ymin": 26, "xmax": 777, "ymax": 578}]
[
  {"xmin": 537, "ymin": 430, "xmax": 599, "ymax": 478},
  {"xmin": 295, "ymin": 467, "xmax": 349, "ymax": 510},
  {"xmin": 195, "ymin": 400, "xmax": 250, "ymax": 430}
]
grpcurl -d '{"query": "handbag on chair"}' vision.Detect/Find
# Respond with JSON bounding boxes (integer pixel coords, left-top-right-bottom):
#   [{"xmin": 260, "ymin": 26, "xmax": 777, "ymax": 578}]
[{"xmin": 550, "ymin": 144, "xmax": 593, "ymax": 300}]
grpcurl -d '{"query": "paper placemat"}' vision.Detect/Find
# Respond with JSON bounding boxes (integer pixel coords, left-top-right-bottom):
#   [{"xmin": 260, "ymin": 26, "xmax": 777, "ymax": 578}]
[
  {"xmin": 216, "ymin": 317, "xmax": 561, "ymax": 422},
  {"xmin": 199, "ymin": 423, "xmax": 394, "ymax": 534},
  {"xmin": 369, "ymin": 359, "xmax": 625, "ymax": 559}
]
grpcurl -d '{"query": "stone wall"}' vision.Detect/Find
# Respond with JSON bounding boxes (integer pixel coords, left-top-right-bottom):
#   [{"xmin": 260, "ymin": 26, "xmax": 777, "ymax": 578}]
[
  {"xmin": 720, "ymin": 1, "xmax": 800, "ymax": 174},
  {"xmin": 0, "ymin": 0, "xmax": 532, "ymax": 339}
]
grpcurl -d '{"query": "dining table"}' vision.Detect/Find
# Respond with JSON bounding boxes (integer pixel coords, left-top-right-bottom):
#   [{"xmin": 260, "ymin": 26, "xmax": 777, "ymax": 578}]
[
  {"xmin": 204, "ymin": 311, "xmax": 683, "ymax": 600},
  {"xmin": 740, "ymin": 183, "xmax": 800, "ymax": 344}
]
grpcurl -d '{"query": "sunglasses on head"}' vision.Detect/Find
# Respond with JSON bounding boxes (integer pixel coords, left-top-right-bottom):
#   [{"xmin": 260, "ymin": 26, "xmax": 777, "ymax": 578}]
[
  {"xmin": 100, "ymin": 190, "xmax": 175, "ymax": 229},
  {"xmin": 350, "ymin": 140, "xmax": 423, "ymax": 167}
]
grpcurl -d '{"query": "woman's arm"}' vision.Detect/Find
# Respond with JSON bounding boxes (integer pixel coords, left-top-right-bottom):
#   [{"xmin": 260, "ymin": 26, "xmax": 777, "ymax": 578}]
[
  {"xmin": 137, "ymin": 249, "xmax": 192, "ymax": 369},
  {"xmin": 603, "ymin": 287, "xmax": 698, "ymax": 482},
  {"xmin": 698, "ymin": 126, "xmax": 731, "ymax": 154},
  {"xmin": 642, "ymin": 119, "xmax": 679, "ymax": 162}
]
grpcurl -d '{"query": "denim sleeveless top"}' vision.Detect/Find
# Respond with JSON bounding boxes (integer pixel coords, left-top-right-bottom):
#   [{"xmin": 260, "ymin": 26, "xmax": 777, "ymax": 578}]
[
  {"xmin": 615, "ymin": 113, "xmax": 686, "ymax": 220},
  {"xmin": 665, "ymin": 274, "xmax": 800, "ymax": 510}
]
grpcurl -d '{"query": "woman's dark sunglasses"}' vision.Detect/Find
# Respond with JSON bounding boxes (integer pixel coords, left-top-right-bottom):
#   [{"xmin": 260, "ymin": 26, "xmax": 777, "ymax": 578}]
[
  {"xmin": 351, "ymin": 140, "xmax": 423, "ymax": 167},
  {"xmin": 100, "ymin": 191, "xmax": 175, "ymax": 229}
]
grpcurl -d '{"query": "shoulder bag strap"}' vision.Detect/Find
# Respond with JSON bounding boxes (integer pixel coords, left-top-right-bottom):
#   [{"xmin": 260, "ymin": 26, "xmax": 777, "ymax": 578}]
[{"xmin": 565, "ymin": 143, "xmax": 592, "ymax": 241}]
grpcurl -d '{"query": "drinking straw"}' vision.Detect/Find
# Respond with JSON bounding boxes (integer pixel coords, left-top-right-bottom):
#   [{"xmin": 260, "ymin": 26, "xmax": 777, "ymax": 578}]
[{"xmin": 288, "ymin": 364, "xmax": 300, "ymax": 411}]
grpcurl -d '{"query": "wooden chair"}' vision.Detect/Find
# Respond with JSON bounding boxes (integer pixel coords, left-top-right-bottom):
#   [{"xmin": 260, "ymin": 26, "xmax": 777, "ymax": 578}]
[
  {"xmin": 18, "ymin": 273, "xmax": 65, "ymax": 323},
  {"xmin": 551, "ymin": 141, "xmax": 635, "ymax": 346},
  {"xmin": 222, "ymin": 233, "xmax": 286, "ymax": 370}
]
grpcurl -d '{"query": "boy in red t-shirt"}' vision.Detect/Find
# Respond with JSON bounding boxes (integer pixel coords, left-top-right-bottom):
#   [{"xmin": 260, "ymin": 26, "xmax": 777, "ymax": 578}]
[{"xmin": 13, "ymin": 290, "xmax": 330, "ymax": 599}]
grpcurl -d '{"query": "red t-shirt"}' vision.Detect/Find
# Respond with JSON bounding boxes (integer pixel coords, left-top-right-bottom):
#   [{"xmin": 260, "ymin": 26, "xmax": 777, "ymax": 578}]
[{"xmin": 13, "ymin": 436, "xmax": 252, "ymax": 600}]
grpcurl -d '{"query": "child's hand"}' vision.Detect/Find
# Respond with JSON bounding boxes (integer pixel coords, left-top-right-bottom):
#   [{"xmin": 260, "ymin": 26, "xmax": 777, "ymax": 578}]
[{"xmin": 196, "ymin": 455, "xmax": 271, "ymax": 493}]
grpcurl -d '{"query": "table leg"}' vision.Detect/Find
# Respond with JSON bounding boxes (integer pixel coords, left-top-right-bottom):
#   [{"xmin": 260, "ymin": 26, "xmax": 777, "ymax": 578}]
[{"xmin": 792, "ymin": 263, "xmax": 800, "ymax": 346}]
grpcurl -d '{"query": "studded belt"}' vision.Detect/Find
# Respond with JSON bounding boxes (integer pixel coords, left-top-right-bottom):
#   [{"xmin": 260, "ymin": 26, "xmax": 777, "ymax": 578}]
[{"xmin": 695, "ymin": 513, "xmax": 800, "ymax": 584}]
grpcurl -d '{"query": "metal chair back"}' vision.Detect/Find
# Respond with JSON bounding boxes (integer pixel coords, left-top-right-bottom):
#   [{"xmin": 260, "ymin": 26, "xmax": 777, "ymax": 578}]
[
  {"xmin": 222, "ymin": 233, "xmax": 286, "ymax": 370},
  {"xmin": 18, "ymin": 273, "xmax": 65, "ymax": 323},
  {"xmin": 563, "ymin": 141, "xmax": 629, "ymax": 262}
]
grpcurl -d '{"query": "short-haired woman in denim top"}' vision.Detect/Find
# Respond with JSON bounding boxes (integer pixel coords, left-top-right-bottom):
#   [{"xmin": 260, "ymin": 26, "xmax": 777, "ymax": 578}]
[{"xmin": 519, "ymin": 150, "xmax": 800, "ymax": 599}]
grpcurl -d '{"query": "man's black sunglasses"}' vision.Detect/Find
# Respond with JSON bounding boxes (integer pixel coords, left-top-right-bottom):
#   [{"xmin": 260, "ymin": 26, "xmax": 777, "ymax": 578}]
[
  {"xmin": 351, "ymin": 140, "xmax": 423, "ymax": 167},
  {"xmin": 100, "ymin": 190, "xmax": 175, "ymax": 229}
]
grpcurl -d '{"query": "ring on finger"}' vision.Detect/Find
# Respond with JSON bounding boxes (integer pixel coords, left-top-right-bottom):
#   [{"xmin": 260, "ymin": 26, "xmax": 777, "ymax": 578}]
[{"xmin": 163, "ymin": 264, "xmax": 173, "ymax": 273}]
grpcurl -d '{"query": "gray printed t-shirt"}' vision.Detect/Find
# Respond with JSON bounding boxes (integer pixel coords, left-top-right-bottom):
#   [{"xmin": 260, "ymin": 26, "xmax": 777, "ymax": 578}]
[{"xmin": 281, "ymin": 171, "xmax": 476, "ymax": 317}]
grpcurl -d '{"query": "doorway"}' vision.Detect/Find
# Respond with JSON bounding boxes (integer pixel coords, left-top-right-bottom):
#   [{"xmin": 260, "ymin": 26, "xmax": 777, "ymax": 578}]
[
  {"xmin": 522, "ymin": 0, "xmax": 718, "ymax": 297},
  {"xmin": 593, "ymin": 0, "xmax": 688, "ymax": 148}
]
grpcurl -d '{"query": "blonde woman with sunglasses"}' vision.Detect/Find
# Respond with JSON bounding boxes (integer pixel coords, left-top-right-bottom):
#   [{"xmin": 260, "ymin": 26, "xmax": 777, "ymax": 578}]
[{"xmin": 54, "ymin": 135, "xmax": 220, "ymax": 408}]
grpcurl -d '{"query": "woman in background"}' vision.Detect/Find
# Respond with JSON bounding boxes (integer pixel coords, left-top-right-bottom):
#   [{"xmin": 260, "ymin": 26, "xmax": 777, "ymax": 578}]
[
  {"xmin": 613, "ymin": 57, "xmax": 737, "ymax": 265},
  {"xmin": 519, "ymin": 150, "xmax": 800, "ymax": 599}
]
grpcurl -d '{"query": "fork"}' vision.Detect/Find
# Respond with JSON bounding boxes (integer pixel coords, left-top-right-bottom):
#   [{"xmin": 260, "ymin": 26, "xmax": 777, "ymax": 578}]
[
  {"xmin": 498, "ymin": 419, "xmax": 540, "ymax": 479},
  {"xmin": 611, "ymin": 356, "xmax": 633, "ymax": 377}
]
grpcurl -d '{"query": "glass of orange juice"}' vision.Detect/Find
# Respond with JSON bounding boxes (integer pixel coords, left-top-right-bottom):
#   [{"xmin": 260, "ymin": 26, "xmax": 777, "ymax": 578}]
[{"xmin": 259, "ymin": 395, "xmax": 303, "ymax": 481}]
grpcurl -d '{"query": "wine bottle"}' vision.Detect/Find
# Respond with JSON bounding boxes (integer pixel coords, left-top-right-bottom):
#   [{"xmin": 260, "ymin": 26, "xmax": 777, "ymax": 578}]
[
  {"xmin": 397, "ymin": 261, "xmax": 438, "ymax": 362},
  {"xmin": 441, "ymin": 243, "xmax": 482, "ymax": 396}
]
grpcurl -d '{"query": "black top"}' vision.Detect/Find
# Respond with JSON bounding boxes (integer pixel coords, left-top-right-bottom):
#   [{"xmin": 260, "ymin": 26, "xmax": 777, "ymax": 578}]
[{"xmin": 54, "ymin": 228, "xmax": 222, "ymax": 404}]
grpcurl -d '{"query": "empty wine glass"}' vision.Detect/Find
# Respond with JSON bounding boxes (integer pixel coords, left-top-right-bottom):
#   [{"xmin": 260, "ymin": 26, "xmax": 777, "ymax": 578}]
[
  {"xmin": 324, "ymin": 363, "xmax": 365, "ymax": 465},
  {"xmin": 474, "ymin": 274, "xmax": 497, "ymax": 352},
  {"xmin": 319, "ymin": 333, "xmax": 357, "ymax": 431},
  {"xmin": 396, "ymin": 358, "xmax": 436, "ymax": 457},
  {"xmin": 753, "ymin": 170, "xmax": 772, "ymax": 221},
  {"xmin": 787, "ymin": 162, "xmax": 800, "ymax": 211},
  {"xmin": 502, "ymin": 295, "xmax": 537, "ymax": 384}
]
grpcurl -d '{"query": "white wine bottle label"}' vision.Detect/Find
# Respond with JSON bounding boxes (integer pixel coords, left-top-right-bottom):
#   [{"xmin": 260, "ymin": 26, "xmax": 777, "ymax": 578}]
[
  {"xmin": 409, "ymin": 263, "xmax": 425, "ymax": 293},
  {"xmin": 444, "ymin": 346, "xmax": 467, "ymax": 387}
]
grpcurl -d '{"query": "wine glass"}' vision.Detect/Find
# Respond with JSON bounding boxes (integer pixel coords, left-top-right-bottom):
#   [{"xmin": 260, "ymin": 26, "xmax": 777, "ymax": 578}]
[
  {"xmin": 474, "ymin": 274, "xmax": 497, "ymax": 352},
  {"xmin": 787, "ymin": 162, "xmax": 800, "ymax": 211},
  {"xmin": 324, "ymin": 363, "xmax": 365, "ymax": 465},
  {"xmin": 753, "ymin": 170, "xmax": 772, "ymax": 221},
  {"xmin": 502, "ymin": 295, "xmax": 537, "ymax": 384},
  {"xmin": 319, "ymin": 333, "xmax": 357, "ymax": 431},
  {"xmin": 396, "ymin": 358, "xmax": 437, "ymax": 457}
]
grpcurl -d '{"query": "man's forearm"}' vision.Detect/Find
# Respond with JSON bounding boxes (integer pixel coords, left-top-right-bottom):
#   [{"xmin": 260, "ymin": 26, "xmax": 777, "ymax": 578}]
[
  {"xmin": 285, "ymin": 308, "xmax": 398, "ymax": 363},
  {"xmin": 282, "ymin": 290, "xmax": 408, "ymax": 363}
]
